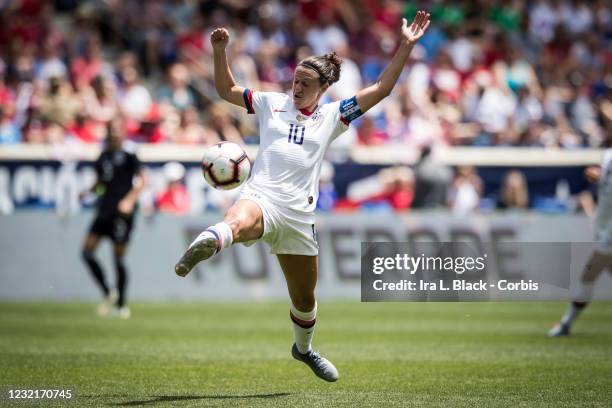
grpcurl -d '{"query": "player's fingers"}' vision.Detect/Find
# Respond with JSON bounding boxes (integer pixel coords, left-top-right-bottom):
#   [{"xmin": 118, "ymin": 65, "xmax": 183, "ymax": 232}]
[
  {"xmin": 421, "ymin": 11, "xmax": 428, "ymax": 25},
  {"xmin": 402, "ymin": 18, "xmax": 408, "ymax": 29},
  {"xmin": 415, "ymin": 11, "xmax": 423, "ymax": 26},
  {"xmin": 422, "ymin": 16, "xmax": 431, "ymax": 32},
  {"xmin": 422, "ymin": 13, "xmax": 431, "ymax": 29}
]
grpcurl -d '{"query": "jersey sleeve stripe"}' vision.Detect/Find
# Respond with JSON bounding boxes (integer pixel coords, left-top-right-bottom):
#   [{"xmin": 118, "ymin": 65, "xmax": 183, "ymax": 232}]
[
  {"xmin": 243, "ymin": 88, "xmax": 255, "ymax": 114},
  {"xmin": 340, "ymin": 117, "xmax": 349, "ymax": 126}
]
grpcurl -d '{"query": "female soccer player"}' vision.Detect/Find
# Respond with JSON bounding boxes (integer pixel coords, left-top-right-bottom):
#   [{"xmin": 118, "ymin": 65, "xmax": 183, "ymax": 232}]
[{"xmin": 175, "ymin": 11, "xmax": 431, "ymax": 381}]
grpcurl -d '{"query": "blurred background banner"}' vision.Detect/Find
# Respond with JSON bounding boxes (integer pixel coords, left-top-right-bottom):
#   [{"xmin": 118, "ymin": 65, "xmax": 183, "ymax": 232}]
[
  {"xmin": 2, "ymin": 211, "xmax": 611, "ymax": 301},
  {"xmin": 0, "ymin": 145, "xmax": 603, "ymax": 215}
]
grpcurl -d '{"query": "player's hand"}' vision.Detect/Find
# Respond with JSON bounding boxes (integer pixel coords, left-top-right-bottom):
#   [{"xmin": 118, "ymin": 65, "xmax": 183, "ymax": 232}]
[
  {"xmin": 401, "ymin": 11, "xmax": 431, "ymax": 45},
  {"xmin": 210, "ymin": 28, "xmax": 230, "ymax": 51},
  {"xmin": 585, "ymin": 166, "xmax": 601, "ymax": 183},
  {"xmin": 118, "ymin": 198, "xmax": 135, "ymax": 215}
]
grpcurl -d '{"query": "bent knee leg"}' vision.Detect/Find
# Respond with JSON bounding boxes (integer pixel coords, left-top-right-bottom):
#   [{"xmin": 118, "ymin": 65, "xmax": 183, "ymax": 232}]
[
  {"xmin": 292, "ymin": 294, "xmax": 316, "ymax": 312},
  {"xmin": 224, "ymin": 201, "xmax": 263, "ymax": 242}
]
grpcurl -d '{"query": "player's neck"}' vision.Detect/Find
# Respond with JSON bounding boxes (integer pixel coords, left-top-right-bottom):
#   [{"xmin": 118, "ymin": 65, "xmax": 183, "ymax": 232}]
[{"xmin": 298, "ymin": 104, "xmax": 318, "ymax": 116}]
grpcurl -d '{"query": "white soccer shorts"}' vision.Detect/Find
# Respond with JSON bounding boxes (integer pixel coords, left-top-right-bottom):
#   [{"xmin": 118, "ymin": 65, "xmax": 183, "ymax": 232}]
[{"xmin": 239, "ymin": 189, "xmax": 319, "ymax": 256}]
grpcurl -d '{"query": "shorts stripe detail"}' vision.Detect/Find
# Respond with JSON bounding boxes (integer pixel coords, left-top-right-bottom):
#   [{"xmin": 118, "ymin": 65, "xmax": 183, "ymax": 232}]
[{"xmin": 290, "ymin": 311, "xmax": 316, "ymax": 328}]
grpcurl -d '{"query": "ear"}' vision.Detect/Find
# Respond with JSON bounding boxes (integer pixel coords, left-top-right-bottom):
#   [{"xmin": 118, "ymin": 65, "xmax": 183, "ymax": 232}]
[{"xmin": 320, "ymin": 83, "xmax": 330, "ymax": 95}]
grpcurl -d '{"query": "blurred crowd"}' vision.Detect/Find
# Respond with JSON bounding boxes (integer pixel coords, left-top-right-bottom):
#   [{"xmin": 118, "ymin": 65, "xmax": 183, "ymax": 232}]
[{"xmin": 0, "ymin": 0, "xmax": 610, "ymax": 149}]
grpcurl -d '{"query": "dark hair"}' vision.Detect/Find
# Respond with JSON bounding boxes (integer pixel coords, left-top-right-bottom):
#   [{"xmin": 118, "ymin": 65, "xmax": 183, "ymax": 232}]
[{"xmin": 298, "ymin": 52, "xmax": 343, "ymax": 86}]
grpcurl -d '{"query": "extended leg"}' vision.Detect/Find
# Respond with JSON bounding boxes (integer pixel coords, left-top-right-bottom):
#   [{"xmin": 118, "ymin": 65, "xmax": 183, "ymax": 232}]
[
  {"xmin": 549, "ymin": 249, "xmax": 611, "ymax": 336},
  {"xmin": 277, "ymin": 254, "xmax": 338, "ymax": 382},
  {"xmin": 175, "ymin": 199, "xmax": 264, "ymax": 277}
]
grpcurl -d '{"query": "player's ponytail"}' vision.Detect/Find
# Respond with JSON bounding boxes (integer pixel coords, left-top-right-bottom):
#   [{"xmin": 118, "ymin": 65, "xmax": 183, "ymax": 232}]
[{"xmin": 299, "ymin": 52, "xmax": 343, "ymax": 86}]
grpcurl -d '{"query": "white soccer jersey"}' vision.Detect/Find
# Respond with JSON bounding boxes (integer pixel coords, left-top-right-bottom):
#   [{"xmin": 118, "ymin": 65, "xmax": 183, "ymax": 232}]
[
  {"xmin": 595, "ymin": 149, "xmax": 612, "ymax": 244},
  {"xmin": 241, "ymin": 89, "xmax": 361, "ymax": 213}
]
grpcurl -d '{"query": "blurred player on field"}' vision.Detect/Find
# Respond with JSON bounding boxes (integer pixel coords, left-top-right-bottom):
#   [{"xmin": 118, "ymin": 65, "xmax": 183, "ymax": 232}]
[
  {"xmin": 549, "ymin": 142, "xmax": 612, "ymax": 336},
  {"xmin": 174, "ymin": 12, "xmax": 431, "ymax": 381},
  {"xmin": 80, "ymin": 117, "xmax": 146, "ymax": 319}
]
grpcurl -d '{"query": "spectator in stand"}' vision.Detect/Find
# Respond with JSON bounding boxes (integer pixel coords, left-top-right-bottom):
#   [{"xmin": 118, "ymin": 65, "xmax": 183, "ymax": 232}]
[
  {"xmin": 0, "ymin": 73, "xmax": 16, "ymax": 121},
  {"xmin": 431, "ymin": 51, "xmax": 462, "ymax": 102},
  {"xmin": 35, "ymin": 38, "xmax": 67, "ymax": 83},
  {"xmin": 494, "ymin": 47, "xmax": 542, "ymax": 97},
  {"xmin": 356, "ymin": 116, "xmax": 388, "ymax": 146},
  {"xmin": 528, "ymin": 0, "xmax": 559, "ymax": 45},
  {"xmin": 0, "ymin": 107, "xmax": 21, "ymax": 144},
  {"xmin": 80, "ymin": 76, "xmax": 118, "ymax": 139},
  {"xmin": 118, "ymin": 66, "xmax": 152, "ymax": 122},
  {"xmin": 448, "ymin": 166, "xmax": 483, "ymax": 215},
  {"xmin": 327, "ymin": 41, "xmax": 362, "ymax": 102},
  {"xmin": 514, "ymin": 86, "xmax": 544, "ymax": 133},
  {"xmin": 38, "ymin": 76, "xmax": 80, "ymax": 128},
  {"xmin": 227, "ymin": 36, "xmax": 261, "ymax": 92},
  {"xmin": 381, "ymin": 166, "xmax": 415, "ymax": 212},
  {"xmin": 130, "ymin": 104, "xmax": 165, "ymax": 143},
  {"xmin": 202, "ymin": 102, "xmax": 243, "ymax": 146},
  {"xmin": 156, "ymin": 161, "xmax": 189, "ymax": 215},
  {"xmin": 560, "ymin": 0, "xmax": 594, "ymax": 36},
  {"xmin": 70, "ymin": 36, "xmax": 113, "ymax": 90},
  {"xmin": 172, "ymin": 106, "xmax": 204, "ymax": 145},
  {"xmin": 306, "ymin": 7, "xmax": 348, "ymax": 55},
  {"xmin": 473, "ymin": 80, "xmax": 517, "ymax": 146},
  {"xmin": 157, "ymin": 63, "xmax": 196, "ymax": 111},
  {"xmin": 498, "ymin": 169, "xmax": 529, "ymax": 209},
  {"xmin": 68, "ymin": 113, "xmax": 98, "ymax": 144}
]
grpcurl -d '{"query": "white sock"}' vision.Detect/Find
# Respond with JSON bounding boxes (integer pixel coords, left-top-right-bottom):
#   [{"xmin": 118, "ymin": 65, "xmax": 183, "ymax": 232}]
[
  {"xmin": 190, "ymin": 222, "xmax": 234, "ymax": 253},
  {"xmin": 290, "ymin": 302, "xmax": 317, "ymax": 354}
]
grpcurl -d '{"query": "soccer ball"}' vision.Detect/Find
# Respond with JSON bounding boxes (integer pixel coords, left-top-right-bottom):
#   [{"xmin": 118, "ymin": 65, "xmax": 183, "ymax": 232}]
[{"xmin": 202, "ymin": 142, "xmax": 251, "ymax": 190}]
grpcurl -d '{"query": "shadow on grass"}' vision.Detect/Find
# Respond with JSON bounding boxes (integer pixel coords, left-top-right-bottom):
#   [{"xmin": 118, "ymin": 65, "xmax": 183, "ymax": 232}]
[{"xmin": 111, "ymin": 393, "xmax": 291, "ymax": 406}]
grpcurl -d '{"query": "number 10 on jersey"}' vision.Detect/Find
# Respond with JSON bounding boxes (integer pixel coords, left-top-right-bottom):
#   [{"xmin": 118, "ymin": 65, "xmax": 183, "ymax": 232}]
[{"xmin": 288, "ymin": 124, "xmax": 305, "ymax": 145}]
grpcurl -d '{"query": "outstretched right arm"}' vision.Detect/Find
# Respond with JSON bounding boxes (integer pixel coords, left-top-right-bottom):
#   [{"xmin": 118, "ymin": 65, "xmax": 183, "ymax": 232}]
[{"xmin": 211, "ymin": 28, "xmax": 248, "ymax": 109}]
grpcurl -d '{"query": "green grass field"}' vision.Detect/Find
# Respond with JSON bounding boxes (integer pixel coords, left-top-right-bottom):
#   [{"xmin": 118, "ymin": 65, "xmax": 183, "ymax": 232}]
[{"xmin": 1, "ymin": 302, "xmax": 611, "ymax": 407}]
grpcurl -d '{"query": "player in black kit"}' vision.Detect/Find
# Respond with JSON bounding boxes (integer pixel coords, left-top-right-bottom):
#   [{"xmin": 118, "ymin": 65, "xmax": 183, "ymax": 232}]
[{"xmin": 80, "ymin": 117, "xmax": 146, "ymax": 319}]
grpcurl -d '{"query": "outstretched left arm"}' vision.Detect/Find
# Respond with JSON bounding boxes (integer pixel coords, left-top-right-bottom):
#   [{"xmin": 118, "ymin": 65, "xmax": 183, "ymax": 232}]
[{"xmin": 355, "ymin": 11, "xmax": 430, "ymax": 114}]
